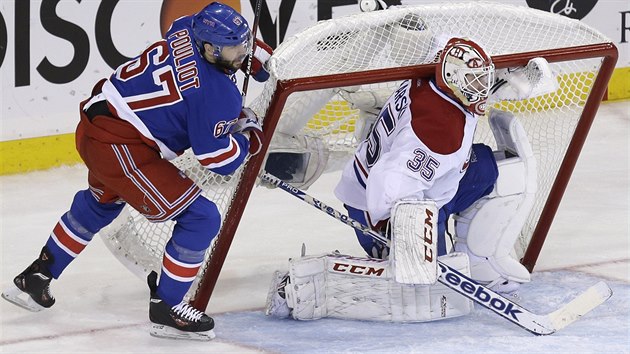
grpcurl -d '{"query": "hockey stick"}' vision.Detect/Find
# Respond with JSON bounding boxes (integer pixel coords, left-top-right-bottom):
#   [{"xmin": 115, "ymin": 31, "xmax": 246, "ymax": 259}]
[
  {"xmin": 242, "ymin": 0, "xmax": 263, "ymax": 102},
  {"xmin": 259, "ymin": 171, "xmax": 613, "ymax": 335}
]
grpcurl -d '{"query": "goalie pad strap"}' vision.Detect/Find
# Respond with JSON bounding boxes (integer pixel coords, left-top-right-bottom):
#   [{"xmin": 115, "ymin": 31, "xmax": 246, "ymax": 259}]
[{"xmin": 285, "ymin": 252, "xmax": 473, "ymax": 322}]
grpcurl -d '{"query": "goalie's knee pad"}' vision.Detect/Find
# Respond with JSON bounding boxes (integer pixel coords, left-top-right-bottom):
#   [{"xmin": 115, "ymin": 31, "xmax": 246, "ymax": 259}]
[
  {"xmin": 266, "ymin": 252, "xmax": 473, "ymax": 322},
  {"xmin": 454, "ymin": 110, "xmax": 536, "ymax": 285}
]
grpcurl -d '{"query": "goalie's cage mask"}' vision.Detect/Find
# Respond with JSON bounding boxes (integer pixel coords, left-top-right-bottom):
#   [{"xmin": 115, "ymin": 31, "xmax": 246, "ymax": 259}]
[{"xmin": 436, "ymin": 37, "xmax": 495, "ymax": 115}]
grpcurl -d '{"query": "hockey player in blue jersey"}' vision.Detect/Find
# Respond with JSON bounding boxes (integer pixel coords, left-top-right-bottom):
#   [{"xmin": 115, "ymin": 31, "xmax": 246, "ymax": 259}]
[{"xmin": 1, "ymin": 2, "xmax": 272, "ymax": 341}]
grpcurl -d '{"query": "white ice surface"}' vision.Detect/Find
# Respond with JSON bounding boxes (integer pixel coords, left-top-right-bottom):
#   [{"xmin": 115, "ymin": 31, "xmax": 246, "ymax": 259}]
[{"xmin": 1, "ymin": 100, "xmax": 628, "ymax": 353}]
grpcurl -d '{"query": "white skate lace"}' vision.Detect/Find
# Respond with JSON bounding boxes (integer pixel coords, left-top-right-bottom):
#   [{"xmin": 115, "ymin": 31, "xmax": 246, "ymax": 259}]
[{"xmin": 172, "ymin": 302, "xmax": 204, "ymax": 322}]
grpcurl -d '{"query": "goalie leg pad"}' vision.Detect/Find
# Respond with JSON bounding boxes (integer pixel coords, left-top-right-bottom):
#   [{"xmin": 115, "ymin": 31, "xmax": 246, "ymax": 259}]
[
  {"xmin": 490, "ymin": 57, "xmax": 558, "ymax": 102},
  {"xmin": 454, "ymin": 111, "xmax": 535, "ymax": 284},
  {"xmin": 265, "ymin": 132, "xmax": 329, "ymax": 190},
  {"xmin": 265, "ymin": 270, "xmax": 291, "ymax": 318},
  {"xmin": 390, "ymin": 200, "xmax": 439, "ymax": 285},
  {"xmin": 276, "ymin": 252, "xmax": 473, "ymax": 322}
]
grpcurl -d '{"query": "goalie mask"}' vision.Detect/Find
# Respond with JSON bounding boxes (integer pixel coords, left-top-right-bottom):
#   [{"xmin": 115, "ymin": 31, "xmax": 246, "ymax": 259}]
[
  {"xmin": 191, "ymin": 2, "xmax": 253, "ymax": 74},
  {"xmin": 436, "ymin": 38, "xmax": 495, "ymax": 115}
]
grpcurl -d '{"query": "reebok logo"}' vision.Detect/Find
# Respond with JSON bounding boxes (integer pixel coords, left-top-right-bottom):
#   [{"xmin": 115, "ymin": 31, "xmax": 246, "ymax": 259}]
[{"xmin": 438, "ymin": 263, "xmax": 522, "ymax": 321}]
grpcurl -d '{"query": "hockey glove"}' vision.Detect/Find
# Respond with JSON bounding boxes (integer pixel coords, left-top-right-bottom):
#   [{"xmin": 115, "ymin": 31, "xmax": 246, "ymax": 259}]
[
  {"xmin": 241, "ymin": 38, "xmax": 273, "ymax": 82},
  {"xmin": 232, "ymin": 108, "xmax": 264, "ymax": 156}
]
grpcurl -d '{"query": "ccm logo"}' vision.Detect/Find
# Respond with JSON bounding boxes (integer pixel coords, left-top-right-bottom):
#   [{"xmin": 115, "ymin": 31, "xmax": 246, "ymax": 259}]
[
  {"xmin": 423, "ymin": 209, "xmax": 434, "ymax": 262},
  {"xmin": 332, "ymin": 263, "xmax": 385, "ymax": 277},
  {"xmin": 439, "ymin": 263, "xmax": 523, "ymax": 320}
]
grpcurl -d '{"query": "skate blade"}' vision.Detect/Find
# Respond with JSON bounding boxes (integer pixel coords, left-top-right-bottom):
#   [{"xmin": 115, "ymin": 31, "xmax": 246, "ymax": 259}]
[
  {"xmin": 150, "ymin": 324, "xmax": 215, "ymax": 341},
  {"xmin": 1, "ymin": 285, "xmax": 45, "ymax": 312}
]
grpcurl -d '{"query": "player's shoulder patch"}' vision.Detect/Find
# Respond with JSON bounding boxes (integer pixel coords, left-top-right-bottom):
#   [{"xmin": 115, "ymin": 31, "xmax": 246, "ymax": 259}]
[{"xmin": 409, "ymin": 80, "xmax": 466, "ymax": 155}]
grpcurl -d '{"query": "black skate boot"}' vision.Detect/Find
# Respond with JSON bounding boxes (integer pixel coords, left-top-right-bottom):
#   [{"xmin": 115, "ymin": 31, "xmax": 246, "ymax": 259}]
[
  {"xmin": 147, "ymin": 271, "xmax": 215, "ymax": 341},
  {"xmin": 1, "ymin": 247, "xmax": 55, "ymax": 312}
]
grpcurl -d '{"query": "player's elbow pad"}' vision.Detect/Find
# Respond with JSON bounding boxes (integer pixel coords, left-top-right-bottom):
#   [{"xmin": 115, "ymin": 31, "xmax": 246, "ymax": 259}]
[{"xmin": 207, "ymin": 134, "xmax": 249, "ymax": 176}]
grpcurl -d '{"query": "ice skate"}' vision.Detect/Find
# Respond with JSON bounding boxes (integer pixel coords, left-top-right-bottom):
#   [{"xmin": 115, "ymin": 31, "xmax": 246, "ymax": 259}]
[
  {"xmin": 265, "ymin": 270, "xmax": 291, "ymax": 318},
  {"xmin": 147, "ymin": 271, "xmax": 215, "ymax": 341},
  {"xmin": 487, "ymin": 277, "xmax": 523, "ymax": 302},
  {"xmin": 1, "ymin": 247, "xmax": 55, "ymax": 312}
]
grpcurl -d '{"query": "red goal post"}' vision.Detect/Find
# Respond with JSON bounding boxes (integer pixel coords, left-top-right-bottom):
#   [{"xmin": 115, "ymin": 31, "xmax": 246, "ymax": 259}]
[{"xmin": 97, "ymin": 3, "xmax": 618, "ymax": 311}]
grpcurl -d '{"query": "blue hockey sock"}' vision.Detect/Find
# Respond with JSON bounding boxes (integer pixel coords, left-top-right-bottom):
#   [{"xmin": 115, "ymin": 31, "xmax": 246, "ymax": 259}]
[
  {"xmin": 156, "ymin": 197, "xmax": 220, "ymax": 306},
  {"xmin": 156, "ymin": 240, "xmax": 205, "ymax": 306},
  {"xmin": 44, "ymin": 190, "xmax": 124, "ymax": 278},
  {"xmin": 45, "ymin": 212, "xmax": 94, "ymax": 278}
]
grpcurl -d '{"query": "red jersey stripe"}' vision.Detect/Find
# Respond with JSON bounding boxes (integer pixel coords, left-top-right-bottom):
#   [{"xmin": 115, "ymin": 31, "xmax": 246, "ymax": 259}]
[{"xmin": 198, "ymin": 138, "xmax": 239, "ymax": 167}]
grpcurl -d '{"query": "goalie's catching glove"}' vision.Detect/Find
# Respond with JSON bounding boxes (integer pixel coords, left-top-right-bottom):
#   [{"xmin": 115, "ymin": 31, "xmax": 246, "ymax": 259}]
[
  {"xmin": 241, "ymin": 38, "xmax": 273, "ymax": 82},
  {"xmin": 231, "ymin": 107, "xmax": 264, "ymax": 156}
]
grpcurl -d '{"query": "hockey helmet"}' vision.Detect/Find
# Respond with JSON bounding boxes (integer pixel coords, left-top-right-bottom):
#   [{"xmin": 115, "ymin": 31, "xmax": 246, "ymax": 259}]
[
  {"xmin": 191, "ymin": 2, "xmax": 252, "ymax": 73},
  {"xmin": 436, "ymin": 37, "xmax": 495, "ymax": 115}
]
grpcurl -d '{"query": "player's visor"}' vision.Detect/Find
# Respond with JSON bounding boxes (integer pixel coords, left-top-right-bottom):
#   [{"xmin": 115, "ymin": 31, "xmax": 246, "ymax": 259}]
[{"xmin": 216, "ymin": 35, "xmax": 253, "ymax": 72}]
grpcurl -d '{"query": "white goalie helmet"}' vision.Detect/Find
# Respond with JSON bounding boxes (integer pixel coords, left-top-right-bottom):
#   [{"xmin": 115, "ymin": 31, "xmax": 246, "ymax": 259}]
[{"xmin": 436, "ymin": 37, "xmax": 495, "ymax": 115}]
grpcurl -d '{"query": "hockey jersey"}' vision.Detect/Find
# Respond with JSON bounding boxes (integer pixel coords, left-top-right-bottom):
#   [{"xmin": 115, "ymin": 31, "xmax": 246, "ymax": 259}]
[
  {"xmin": 101, "ymin": 15, "xmax": 248, "ymax": 176},
  {"xmin": 334, "ymin": 78, "xmax": 478, "ymax": 225}
]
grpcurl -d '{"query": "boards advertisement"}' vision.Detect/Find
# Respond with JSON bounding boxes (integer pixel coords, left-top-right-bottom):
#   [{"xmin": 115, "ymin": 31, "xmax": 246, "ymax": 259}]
[{"xmin": 0, "ymin": 0, "xmax": 627, "ymax": 173}]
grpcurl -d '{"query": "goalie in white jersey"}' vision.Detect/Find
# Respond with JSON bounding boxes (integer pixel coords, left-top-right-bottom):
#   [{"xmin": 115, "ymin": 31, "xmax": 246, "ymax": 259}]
[{"xmin": 266, "ymin": 36, "xmax": 545, "ymax": 322}]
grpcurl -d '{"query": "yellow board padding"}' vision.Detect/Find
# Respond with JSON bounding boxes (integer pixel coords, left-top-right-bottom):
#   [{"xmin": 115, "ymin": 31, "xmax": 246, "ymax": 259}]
[
  {"xmin": 1, "ymin": 67, "xmax": 628, "ymax": 176},
  {"xmin": 607, "ymin": 66, "xmax": 630, "ymax": 101},
  {"xmin": 307, "ymin": 67, "xmax": 627, "ymax": 131},
  {"xmin": 493, "ymin": 70, "xmax": 597, "ymax": 113},
  {"xmin": 307, "ymin": 100, "xmax": 357, "ymax": 134},
  {"xmin": 0, "ymin": 133, "xmax": 82, "ymax": 175}
]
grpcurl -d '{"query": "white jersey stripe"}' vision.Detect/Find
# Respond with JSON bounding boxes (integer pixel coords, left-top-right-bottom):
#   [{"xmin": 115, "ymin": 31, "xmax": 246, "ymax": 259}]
[{"xmin": 102, "ymin": 79, "xmax": 178, "ymax": 160}]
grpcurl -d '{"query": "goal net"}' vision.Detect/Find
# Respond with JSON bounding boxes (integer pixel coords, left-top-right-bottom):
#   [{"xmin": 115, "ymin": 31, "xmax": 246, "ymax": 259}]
[{"xmin": 98, "ymin": 2, "xmax": 617, "ymax": 309}]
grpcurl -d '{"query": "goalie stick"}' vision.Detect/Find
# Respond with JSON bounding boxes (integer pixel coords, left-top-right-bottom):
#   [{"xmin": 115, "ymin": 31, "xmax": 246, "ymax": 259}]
[{"xmin": 259, "ymin": 171, "xmax": 613, "ymax": 335}]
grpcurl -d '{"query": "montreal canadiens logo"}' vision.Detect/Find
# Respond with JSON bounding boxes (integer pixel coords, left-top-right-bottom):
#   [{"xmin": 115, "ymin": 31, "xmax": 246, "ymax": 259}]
[{"xmin": 526, "ymin": 0, "xmax": 598, "ymax": 20}]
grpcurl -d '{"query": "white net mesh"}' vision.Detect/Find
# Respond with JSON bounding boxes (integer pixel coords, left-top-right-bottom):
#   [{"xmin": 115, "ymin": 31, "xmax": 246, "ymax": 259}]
[{"xmin": 98, "ymin": 2, "xmax": 612, "ymax": 299}]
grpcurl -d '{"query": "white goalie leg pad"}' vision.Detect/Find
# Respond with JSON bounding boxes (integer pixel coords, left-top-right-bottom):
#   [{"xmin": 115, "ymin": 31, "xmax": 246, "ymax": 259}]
[
  {"xmin": 490, "ymin": 57, "xmax": 559, "ymax": 102},
  {"xmin": 337, "ymin": 87, "xmax": 392, "ymax": 142},
  {"xmin": 264, "ymin": 132, "xmax": 329, "ymax": 190},
  {"xmin": 274, "ymin": 89, "xmax": 337, "ymax": 135},
  {"xmin": 283, "ymin": 252, "xmax": 472, "ymax": 322},
  {"xmin": 337, "ymin": 87, "xmax": 391, "ymax": 115},
  {"xmin": 390, "ymin": 199, "xmax": 439, "ymax": 285},
  {"xmin": 454, "ymin": 110, "xmax": 536, "ymax": 284},
  {"xmin": 355, "ymin": 110, "xmax": 379, "ymax": 143}
]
